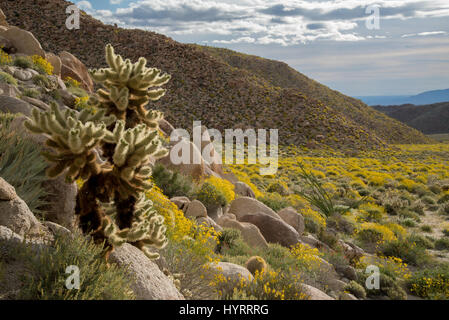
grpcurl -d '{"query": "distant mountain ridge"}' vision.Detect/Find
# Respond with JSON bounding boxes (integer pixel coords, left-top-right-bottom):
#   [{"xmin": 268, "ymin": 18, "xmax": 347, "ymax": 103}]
[
  {"xmin": 373, "ymin": 102, "xmax": 449, "ymax": 134},
  {"xmin": 0, "ymin": 0, "xmax": 432, "ymax": 149},
  {"xmin": 357, "ymin": 89, "xmax": 449, "ymax": 106}
]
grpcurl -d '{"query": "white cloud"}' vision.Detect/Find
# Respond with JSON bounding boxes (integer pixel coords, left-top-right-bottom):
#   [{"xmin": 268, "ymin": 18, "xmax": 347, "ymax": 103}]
[
  {"xmin": 80, "ymin": 0, "xmax": 449, "ymax": 46},
  {"xmin": 402, "ymin": 31, "xmax": 447, "ymax": 38}
]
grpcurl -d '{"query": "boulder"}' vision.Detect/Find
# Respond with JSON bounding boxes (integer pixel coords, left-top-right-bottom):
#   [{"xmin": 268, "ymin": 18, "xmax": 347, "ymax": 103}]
[
  {"xmin": 0, "ymin": 177, "xmax": 41, "ymax": 237},
  {"xmin": 185, "ymin": 200, "xmax": 207, "ymax": 219},
  {"xmin": 0, "ymin": 177, "xmax": 16, "ymax": 200},
  {"xmin": 335, "ymin": 265, "xmax": 358, "ymax": 281},
  {"xmin": 0, "ymin": 82, "xmax": 20, "ymax": 98},
  {"xmin": 228, "ymin": 196, "xmax": 281, "ymax": 221},
  {"xmin": 327, "ymin": 279, "xmax": 347, "ymax": 292},
  {"xmin": 208, "ymin": 262, "xmax": 253, "ymax": 283},
  {"xmin": 109, "ymin": 243, "xmax": 185, "ymax": 300},
  {"xmin": 196, "ymin": 216, "xmax": 223, "ymax": 232},
  {"xmin": 20, "ymin": 96, "xmax": 50, "ymax": 111},
  {"xmin": 0, "ymin": 26, "xmax": 45, "ymax": 57},
  {"xmin": 303, "ymin": 284, "xmax": 335, "ymax": 300},
  {"xmin": 240, "ymin": 212, "xmax": 301, "ymax": 248},
  {"xmin": 277, "ymin": 207, "xmax": 305, "ymax": 235},
  {"xmin": 159, "ymin": 138, "xmax": 206, "ymax": 180},
  {"xmin": 59, "ymin": 51, "xmax": 94, "ymax": 92},
  {"xmin": 158, "ymin": 118, "xmax": 175, "ymax": 136},
  {"xmin": 234, "ymin": 181, "xmax": 256, "ymax": 198},
  {"xmin": 0, "ymin": 95, "xmax": 32, "ymax": 116},
  {"xmin": 340, "ymin": 292, "xmax": 358, "ymax": 300},
  {"xmin": 13, "ymin": 69, "xmax": 33, "ymax": 81},
  {"xmin": 338, "ymin": 240, "xmax": 365, "ymax": 262},
  {"xmin": 217, "ymin": 215, "xmax": 268, "ymax": 248},
  {"xmin": 0, "ymin": 9, "xmax": 8, "ymax": 27},
  {"xmin": 170, "ymin": 196, "xmax": 190, "ymax": 212},
  {"xmin": 41, "ymin": 175, "xmax": 77, "ymax": 230},
  {"xmin": 195, "ymin": 125, "xmax": 223, "ymax": 175},
  {"xmin": 300, "ymin": 234, "xmax": 332, "ymax": 252},
  {"xmin": 45, "ymin": 52, "xmax": 62, "ymax": 76}
]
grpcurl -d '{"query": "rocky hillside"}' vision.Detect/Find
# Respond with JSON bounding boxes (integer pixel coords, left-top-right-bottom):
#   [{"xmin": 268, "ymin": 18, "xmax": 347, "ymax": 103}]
[
  {"xmin": 373, "ymin": 102, "xmax": 449, "ymax": 134},
  {"xmin": 0, "ymin": 0, "xmax": 432, "ymax": 150},
  {"xmin": 195, "ymin": 46, "xmax": 433, "ymax": 145}
]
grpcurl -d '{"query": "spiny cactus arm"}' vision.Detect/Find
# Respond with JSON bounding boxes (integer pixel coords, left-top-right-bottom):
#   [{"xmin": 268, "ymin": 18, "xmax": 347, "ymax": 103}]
[
  {"xmin": 24, "ymin": 105, "xmax": 115, "ymax": 181},
  {"xmin": 100, "ymin": 195, "xmax": 168, "ymax": 259}
]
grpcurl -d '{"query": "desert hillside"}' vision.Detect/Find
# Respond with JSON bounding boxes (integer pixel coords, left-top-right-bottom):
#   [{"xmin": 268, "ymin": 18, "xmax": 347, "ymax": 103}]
[
  {"xmin": 374, "ymin": 102, "xmax": 449, "ymax": 134},
  {"xmin": 0, "ymin": 0, "xmax": 432, "ymax": 150}
]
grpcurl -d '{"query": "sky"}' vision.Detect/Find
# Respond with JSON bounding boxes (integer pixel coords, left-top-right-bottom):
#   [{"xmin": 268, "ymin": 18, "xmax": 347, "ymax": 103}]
[{"xmin": 75, "ymin": 0, "xmax": 449, "ymax": 96}]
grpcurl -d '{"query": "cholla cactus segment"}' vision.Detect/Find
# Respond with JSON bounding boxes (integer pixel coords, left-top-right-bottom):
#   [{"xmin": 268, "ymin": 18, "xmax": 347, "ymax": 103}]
[
  {"xmin": 24, "ymin": 104, "xmax": 116, "ymax": 181},
  {"xmin": 100, "ymin": 194, "xmax": 168, "ymax": 259},
  {"xmin": 89, "ymin": 44, "xmax": 171, "ymax": 126},
  {"xmin": 103, "ymin": 121, "xmax": 168, "ymax": 195}
]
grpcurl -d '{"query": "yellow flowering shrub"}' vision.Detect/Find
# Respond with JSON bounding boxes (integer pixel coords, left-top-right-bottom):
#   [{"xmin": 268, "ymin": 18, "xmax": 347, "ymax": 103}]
[
  {"xmin": 357, "ymin": 222, "xmax": 397, "ymax": 243},
  {"xmin": 204, "ymin": 176, "xmax": 235, "ymax": 203},
  {"xmin": 146, "ymin": 185, "xmax": 218, "ymax": 260},
  {"xmin": 409, "ymin": 268, "xmax": 449, "ymax": 299},
  {"xmin": 212, "ymin": 269, "xmax": 307, "ymax": 300},
  {"xmin": 31, "ymin": 55, "xmax": 53, "ymax": 75},
  {"xmin": 290, "ymin": 243, "xmax": 324, "ymax": 271},
  {"xmin": 0, "ymin": 48, "xmax": 12, "ymax": 65},
  {"xmin": 64, "ymin": 76, "xmax": 81, "ymax": 88}
]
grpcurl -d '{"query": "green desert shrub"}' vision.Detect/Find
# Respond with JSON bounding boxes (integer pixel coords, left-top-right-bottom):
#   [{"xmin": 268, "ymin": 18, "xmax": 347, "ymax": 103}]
[
  {"xmin": 151, "ymin": 163, "xmax": 195, "ymax": 198},
  {"xmin": 434, "ymin": 238, "xmax": 449, "ymax": 251},
  {"xmin": 266, "ymin": 181, "xmax": 289, "ymax": 195},
  {"xmin": 422, "ymin": 195, "xmax": 436, "ymax": 205},
  {"xmin": 407, "ymin": 234, "xmax": 435, "ymax": 249},
  {"xmin": 216, "ymin": 228, "xmax": 242, "ymax": 254},
  {"xmin": 357, "ymin": 271, "xmax": 406, "ymax": 300},
  {"xmin": 407, "ymin": 265, "xmax": 449, "ymax": 299},
  {"xmin": 13, "ymin": 56, "xmax": 33, "ymax": 69},
  {"xmin": 438, "ymin": 194, "xmax": 449, "ymax": 204},
  {"xmin": 0, "ymin": 118, "xmax": 49, "ymax": 215},
  {"xmin": 8, "ymin": 233, "xmax": 135, "ymax": 300},
  {"xmin": 22, "ymin": 88, "xmax": 41, "ymax": 99},
  {"xmin": 195, "ymin": 182, "xmax": 227, "ymax": 209},
  {"xmin": 344, "ymin": 280, "xmax": 366, "ymax": 299},
  {"xmin": 380, "ymin": 237, "xmax": 432, "ymax": 267},
  {"xmin": 0, "ymin": 71, "xmax": 17, "ymax": 86},
  {"xmin": 157, "ymin": 239, "xmax": 215, "ymax": 300},
  {"xmin": 32, "ymin": 74, "xmax": 52, "ymax": 89},
  {"xmin": 257, "ymin": 193, "xmax": 289, "ymax": 212},
  {"xmin": 439, "ymin": 203, "xmax": 449, "ymax": 216},
  {"xmin": 421, "ymin": 225, "xmax": 433, "ymax": 233}
]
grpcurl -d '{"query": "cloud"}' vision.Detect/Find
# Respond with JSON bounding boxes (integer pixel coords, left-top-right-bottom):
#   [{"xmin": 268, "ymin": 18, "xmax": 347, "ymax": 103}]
[
  {"xmin": 79, "ymin": 0, "xmax": 449, "ymax": 46},
  {"xmin": 402, "ymin": 31, "xmax": 448, "ymax": 38}
]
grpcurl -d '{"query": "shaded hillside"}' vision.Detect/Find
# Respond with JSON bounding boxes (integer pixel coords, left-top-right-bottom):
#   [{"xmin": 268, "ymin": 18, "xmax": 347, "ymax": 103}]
[
  {"xmin": 1, "ymin": 0, "xmax": 431, "ymax": 150},
  {"xmin": 374, "ymin": 102, "xmax": 449, "ymax": 134},
  {"xmin": 195, "ymin": 46, "xmax": 432, "ymax": 145}
]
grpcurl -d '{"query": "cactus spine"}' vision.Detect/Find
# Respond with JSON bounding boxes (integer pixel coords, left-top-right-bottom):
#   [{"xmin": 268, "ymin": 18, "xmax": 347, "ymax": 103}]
[{"xmin": 25, "ymin": 44, "xmax": 171, "ymax": 260}]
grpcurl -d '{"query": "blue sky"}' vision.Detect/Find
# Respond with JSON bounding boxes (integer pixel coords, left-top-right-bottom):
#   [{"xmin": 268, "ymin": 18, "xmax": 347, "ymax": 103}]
[{"xmin": 76, "ymin": 0, "xmax": 449, "ymax": 96}]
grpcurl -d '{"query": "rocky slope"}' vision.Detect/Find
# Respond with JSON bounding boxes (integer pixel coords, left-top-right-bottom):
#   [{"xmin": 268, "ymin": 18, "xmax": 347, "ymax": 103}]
[
  {"xmin": 373, "ymin": 102, "xmax": 449, "ymax": 134},
  {"xmin": 196, "ymin": 46, "xmax": 433, "ymax": 145},
  {"xmin": 0, "ymin": 0, "xmax": 432, "ymax": 150}
]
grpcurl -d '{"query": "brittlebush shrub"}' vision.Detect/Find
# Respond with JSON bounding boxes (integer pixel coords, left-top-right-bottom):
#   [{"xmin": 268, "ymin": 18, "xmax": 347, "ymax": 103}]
[
  {"xmin": 380, "ymin": 237, "xmax": 432, "ymax": 267},
  {"xmin": 408, "ymin": 265, "xmax": 449, "ymax": 299},
  {"xmin": 195, "ymin": 182, "xmax": 227, "ymax": 209},
  {"xmin": 214, "ymin": 269, "xmax": 307, "ymax": 300}
]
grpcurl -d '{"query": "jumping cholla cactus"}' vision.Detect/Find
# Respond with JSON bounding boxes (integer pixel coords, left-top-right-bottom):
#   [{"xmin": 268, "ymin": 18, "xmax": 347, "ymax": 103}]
[{"xmin": 24, "ymin": 44, "xmax": 171, "ymax": 260}]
